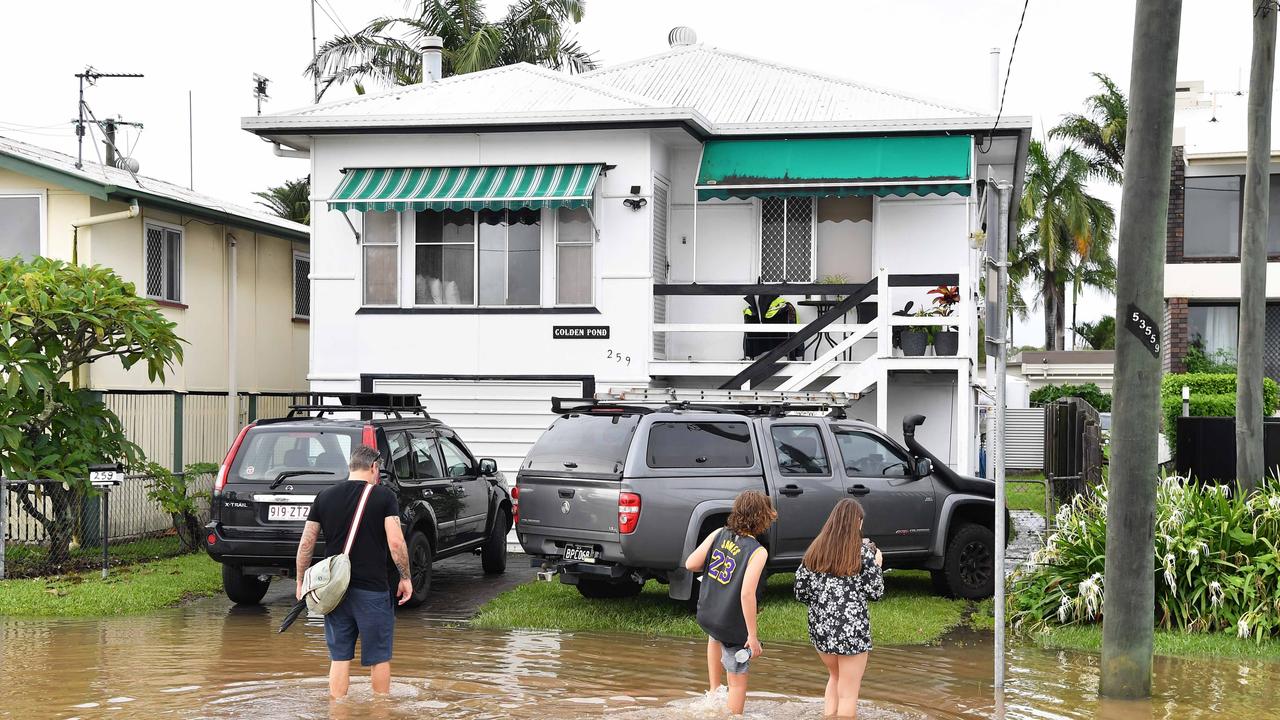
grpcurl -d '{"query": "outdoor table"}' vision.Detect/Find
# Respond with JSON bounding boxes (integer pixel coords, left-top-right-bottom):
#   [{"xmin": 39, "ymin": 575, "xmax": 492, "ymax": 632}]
[{"xmin": 797, "ymin": 299, "xmax": 854, "ymax": 361}]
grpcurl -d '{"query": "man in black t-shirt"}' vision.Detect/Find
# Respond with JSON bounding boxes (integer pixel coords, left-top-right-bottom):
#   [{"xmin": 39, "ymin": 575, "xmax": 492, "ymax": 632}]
[{"xmin": 295, "ymin": 444, "xmax": 412, "ymax": 699}]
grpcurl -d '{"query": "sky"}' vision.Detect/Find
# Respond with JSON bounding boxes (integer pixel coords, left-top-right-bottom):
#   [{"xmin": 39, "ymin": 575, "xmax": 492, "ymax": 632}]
[{"xmin": 0, "ymin": 0, "xmax": 1266, "ymax": 345}]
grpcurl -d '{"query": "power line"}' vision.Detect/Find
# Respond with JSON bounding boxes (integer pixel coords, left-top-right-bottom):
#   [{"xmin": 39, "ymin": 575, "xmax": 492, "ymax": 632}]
[
  {"xmin": 314, "ymin": 0, "xmax": 351, "ymax": 37},
  {"xmin": 982, "ymin": 0, "xmax": 1032, "ymax": 150}
]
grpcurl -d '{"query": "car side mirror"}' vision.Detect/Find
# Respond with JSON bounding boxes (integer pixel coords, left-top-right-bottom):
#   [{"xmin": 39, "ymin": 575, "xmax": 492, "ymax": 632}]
[
  {"xmin": 479, "ymin": 458, "xmax": 498, "ymax": 477},
  {"xmin": 915, "ymin": 458, "xmax": 932, "ymax": 477}
]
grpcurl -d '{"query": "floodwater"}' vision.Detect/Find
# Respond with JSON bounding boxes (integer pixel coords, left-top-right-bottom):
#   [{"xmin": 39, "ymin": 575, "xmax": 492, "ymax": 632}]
[{"xmin": 1, "ymin": 582, "xmax": 1278, "ymax": 719}]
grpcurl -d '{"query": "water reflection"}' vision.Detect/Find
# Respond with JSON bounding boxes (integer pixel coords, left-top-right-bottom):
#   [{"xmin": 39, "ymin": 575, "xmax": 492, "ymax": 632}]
[{"xmin": 0, "ymin": 594, "xmax": 1277, "ymax": 720}]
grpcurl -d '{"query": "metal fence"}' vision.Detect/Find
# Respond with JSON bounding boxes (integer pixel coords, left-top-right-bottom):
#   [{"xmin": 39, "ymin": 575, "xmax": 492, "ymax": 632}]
[{"xmin": 1, "ymin": 390, "xmax": 304, "ymax": 579}]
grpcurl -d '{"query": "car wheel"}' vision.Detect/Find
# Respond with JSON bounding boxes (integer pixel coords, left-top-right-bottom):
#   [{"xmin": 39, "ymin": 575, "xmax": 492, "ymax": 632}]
[
  {"xmin": 481, "ymin": 510, "xmax": 509, "ymax": 575},
  {"xmin": 575, "ymin": 577, "xmax": 644, "ymax": 599},
  {"xmin": 222, "ymin": 564, "xmax": 270, "ymax": 605},
  {"xmin": 943, "ymin": 523, "xmax": 995, "ymax": 599},
  {"xmin": 402, "ymin": 530, "xmax": 432, "ymax": 609}
]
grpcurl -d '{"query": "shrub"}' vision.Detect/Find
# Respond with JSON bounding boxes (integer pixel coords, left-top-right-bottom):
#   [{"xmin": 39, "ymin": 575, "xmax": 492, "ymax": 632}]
[
  {"xmin": 1184, "ymin": 344, "xmax": 1237, "ymax": 374},
  {"xmin": 1010, "ymin": 477, "xmax": 1280, "ymax": 642},
  {"xmin": 1160, "ymin": 373, "xmax": 1280, "ymax": 454},
  {"xmin": 1030, "ymin": 383, "xmax": 1112, "ymax": 412},
  {"xmin": 145, "ymin": 461, "xmax": 219, "ymax": 551}
]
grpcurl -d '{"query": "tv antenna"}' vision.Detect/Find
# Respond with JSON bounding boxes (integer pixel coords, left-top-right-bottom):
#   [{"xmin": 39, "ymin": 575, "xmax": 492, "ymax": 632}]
[
  {"xmin": 73, "ymin": 66, "xmax": 143, "ymax": 169},
  {"xmin": 253, "ymin": 74, "xmax": 270, "ymax": 115}
]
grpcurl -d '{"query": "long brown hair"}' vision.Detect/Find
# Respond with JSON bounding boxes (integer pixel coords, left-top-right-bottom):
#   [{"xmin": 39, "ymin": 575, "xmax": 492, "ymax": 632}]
[
  {"xmin": 725, "ymin": 490, "xmax": 777, "ymax": 537},
  {"xmin": 802, "ymin": 499, "xmax": 865, "ymax": 576}
]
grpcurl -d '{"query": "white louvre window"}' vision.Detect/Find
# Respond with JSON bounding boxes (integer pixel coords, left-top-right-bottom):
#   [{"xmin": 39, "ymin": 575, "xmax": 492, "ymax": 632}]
[
  {"xmin": 144, "ymin": 222, "xmax": 183, "ymax": 303},
  {"xmin": 0, "ymin": 195, "xmax": 41, "ymax": 259},
  {"xmin": 759, "ymin": 197, "xmax": 815, "ymax": 282},
  {"xmin": 556, "ymin": 207, "xmax": 593, "ymax": 305},
  {"xmin": 362, "ymin": 212, "xmax": 399, "ymax": 306},
  {"xmin": 293, "ymin": 251, "xmax": 310, "ymax": 318}
]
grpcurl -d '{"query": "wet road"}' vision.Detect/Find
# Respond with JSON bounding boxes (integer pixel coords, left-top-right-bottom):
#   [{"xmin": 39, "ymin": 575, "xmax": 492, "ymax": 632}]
[{"xmin": 2, "ymin": 555, "xmax": 1278, "ymax": 719}]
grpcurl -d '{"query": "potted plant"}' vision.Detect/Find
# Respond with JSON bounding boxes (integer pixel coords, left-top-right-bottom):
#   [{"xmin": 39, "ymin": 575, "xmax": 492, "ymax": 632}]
[
  {"xmin": 818, "ymin": 273, "xmax": 849, "ymax": 302},
  {"xmin": 928, "ymin": 284, "xmax": 960, "ymax": 356},
  {"xmin": 900, "ymin": 308, "xmax": 932, "ymax": 356}
]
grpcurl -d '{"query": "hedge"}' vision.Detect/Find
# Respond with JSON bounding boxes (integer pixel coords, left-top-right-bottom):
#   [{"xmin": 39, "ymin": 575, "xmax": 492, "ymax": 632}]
[
  {"xmin": 1160, "ymin": 373, "xmax": 1280, "ymax": 455},
  {"xmin": 1030, "ymin": 382, "xmax": 1112, "ymax": 412}
]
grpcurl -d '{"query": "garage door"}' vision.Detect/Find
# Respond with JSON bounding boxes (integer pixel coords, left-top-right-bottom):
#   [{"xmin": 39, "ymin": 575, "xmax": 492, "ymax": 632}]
[{"xmin": 370, "ymin": 377, "xmax": 589, "ymax": 476}]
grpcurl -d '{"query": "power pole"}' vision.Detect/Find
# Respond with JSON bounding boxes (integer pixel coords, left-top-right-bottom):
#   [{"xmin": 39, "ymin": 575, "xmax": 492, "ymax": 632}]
[
  {"xmin": 310, "ymin": 0, "xmax": 320, "ymax": 103},
  {"xmin": 1100, "ymin": 0, "xmax": 1182, "ymax": 699},
  {"xmin": 1237, "ymin": 2, "xmax": 1277, "ymax": 495}
]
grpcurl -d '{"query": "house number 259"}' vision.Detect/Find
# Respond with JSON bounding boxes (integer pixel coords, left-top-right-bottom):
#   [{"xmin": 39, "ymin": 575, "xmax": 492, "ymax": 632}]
[
  {"xmin": 1125, "ymin": 304, "xmax": 1161, "ymax": 358},
  {"xmin": 606, "ymin": 349, "xmax": 631, "ymax": 365}
]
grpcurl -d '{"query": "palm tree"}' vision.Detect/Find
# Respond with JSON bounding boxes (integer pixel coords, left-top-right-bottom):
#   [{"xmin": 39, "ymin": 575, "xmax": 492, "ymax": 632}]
[
  {"xmin": 1018, "ymin": 140, "xmax": 1117, "ymax": 351},
  {"xmin": 1074, "ymin": 315, "xmax": 1116, "ymax": 350},
  {"xmin": 254, "ymin": 177, "xmax": 311, "ymax": 225},
  {"xmin": 1050, "ymin": 72, "xmax": 1128, "ymax": 184},
  {"xmin": 307, "ymin": 0, "xmax": 595, "ymax": 98}
]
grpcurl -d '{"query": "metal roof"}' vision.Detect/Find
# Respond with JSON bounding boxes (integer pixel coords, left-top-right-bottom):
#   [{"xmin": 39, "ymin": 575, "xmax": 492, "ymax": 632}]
[
  {"xmin": 0, "ymin": 134, "xmax": 310, "ymax": 242},
  {"xmin": 584, "ymin": 44, "xmax": 984, "ymax": 125},
  {"xmin": 243, "ymin": 44, "xmax": 1029, "ymax": 138}
]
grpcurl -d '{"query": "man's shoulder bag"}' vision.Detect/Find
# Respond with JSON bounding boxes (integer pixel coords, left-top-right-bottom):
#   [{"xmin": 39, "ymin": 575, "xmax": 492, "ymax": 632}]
[{"xmin": 300, "ymin": 482, "xmax": 375, "ymax": 615}]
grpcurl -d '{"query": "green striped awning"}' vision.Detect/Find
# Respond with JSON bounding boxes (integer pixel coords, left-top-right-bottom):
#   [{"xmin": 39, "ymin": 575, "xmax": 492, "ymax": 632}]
[
  {"xmin": 696, "ymin": 136, "xmax": 972, "ymax": 201},
  {"xmin": 328, "ymin": 164, "xmax": 602, "ymax": 213}
]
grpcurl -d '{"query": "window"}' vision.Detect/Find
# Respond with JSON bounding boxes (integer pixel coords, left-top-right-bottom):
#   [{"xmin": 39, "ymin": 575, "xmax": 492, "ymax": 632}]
[
  {"xmin": 525, "ymin": 413, "xmax": 640, "ymax": 474},
  {"xmin": 388, "ymin": 431, "xmax": 414, "ymax": 480},
  {"xmin": 144, "ymin": 222, "xmax": 183, "ymax": 303},
  {"xmin": 409, "ymin": 432, "xmax": 443, "ymax": 478},
  {"xmin": 771, "ymin": 425, "xmax": 830, "ymax": 475},
  {"xmin": 414, "ymin": 209, "xmax": 474, "ymax": 304},
  {"xmin": 362, "ymin": 212, "xmax": 399, "ymax": 305},
  {"xmin": 415, "ymin": 209, "xmax": 541, "ymax": 306},
  {"xmin": 438, "ymin": 435, "xmax": 474, "ymax": 477},
  {"xmin": 760, "ymin": 197, "xmax": 814, "ymax": 282},
  {"xmin": 1184, "ymin": 176, "xmax": 1241, "ymax": 258},
  {"xmin": 0, "ymin": 195, "xmax": 41, "ymax": 259},
  {"xmin": 230, "ymin": 428, "xmax": 357, "ymax": 482},
  {"xmin": 292, "ymin": 251, "xmax": 310, "ymax": 319},
  {"xmin": 647, "ymin": 421, "xmax": 754, "ymax": 468},
  {"xmin": 557, "ymin": 207, "xmax": 594, "ymax": 304},
  {"xmin": 834, "ymin": 431, "xmax": 912, "ymax": 477},
  {"xmin": 1188, "ymin": 303, "xmax": 1238, "ymax": 361}
]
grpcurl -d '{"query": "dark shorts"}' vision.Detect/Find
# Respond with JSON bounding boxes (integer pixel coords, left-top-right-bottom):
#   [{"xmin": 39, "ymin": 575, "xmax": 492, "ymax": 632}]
[{"xmin": 324, "ymin": 587, "xmax": 394, "ymax": 667}]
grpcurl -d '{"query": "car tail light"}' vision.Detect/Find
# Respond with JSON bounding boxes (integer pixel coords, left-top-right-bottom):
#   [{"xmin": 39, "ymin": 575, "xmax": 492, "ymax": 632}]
[
  {"xmin": 511, "ymin": 486, "xmax": 520, "ymax": 525},
  {"xmin": 214, "ymin": 424, "xmax": 253, "ymax": 497},
  {"xmin": 618, "ymin": 492, "xmax": 641, "ymax": 534},
  {"xmin": 363, "ymin": 424, "xmax": 377, "ymax": 447}
]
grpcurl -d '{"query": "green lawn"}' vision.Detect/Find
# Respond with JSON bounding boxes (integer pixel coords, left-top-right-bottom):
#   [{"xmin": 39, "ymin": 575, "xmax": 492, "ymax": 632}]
[
  {"xmin": 473, "ymin": 569, "xmax": 973, "ymax": 647},
  {"xmin": 1005, "ymin": 474, "xmax": 1048, "ymax": 516},
  {"xmin": 1027, "ymin": 624, "xmax": 1280, "ymax": 662},
  {"xmin": 0, "ymin": 552, "xmax": 222, "ymax": 617}
]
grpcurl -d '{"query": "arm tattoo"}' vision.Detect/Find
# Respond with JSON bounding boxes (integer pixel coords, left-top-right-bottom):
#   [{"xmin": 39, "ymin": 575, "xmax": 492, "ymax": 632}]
[
  {"xmin": 296, "ymin": 522, "xmax": 319, "ymax": 580},
  {"xmin": 391, "ymin": 541, "xmax": 411, "ymax": 580}
]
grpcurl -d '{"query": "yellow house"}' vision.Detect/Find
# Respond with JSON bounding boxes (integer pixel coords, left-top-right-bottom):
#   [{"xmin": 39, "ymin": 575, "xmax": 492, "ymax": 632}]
[{"xmin": 0, "ymin": 135, "xmax": 309, "ymax": 462}]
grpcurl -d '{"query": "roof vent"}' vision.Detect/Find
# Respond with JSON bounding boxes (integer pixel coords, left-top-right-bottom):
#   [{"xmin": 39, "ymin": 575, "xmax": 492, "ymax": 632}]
[{"xmin": 668, "ymin": 26, "xmax": 697, "ymax": 47}]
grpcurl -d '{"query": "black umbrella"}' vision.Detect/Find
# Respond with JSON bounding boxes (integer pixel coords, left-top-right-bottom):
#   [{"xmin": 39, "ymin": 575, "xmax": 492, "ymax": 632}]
[{"xmin": 278, "ymin": 598, "xmax": 309, "ymax": 633}]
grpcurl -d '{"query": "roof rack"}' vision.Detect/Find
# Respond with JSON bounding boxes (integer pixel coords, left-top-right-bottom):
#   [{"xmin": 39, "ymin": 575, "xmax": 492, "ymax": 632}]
[
  {"xmin": 553, "ymin": 388, "xmax": 860, "ymax": 418},
  {"xmin": 287, "ymin": 392, "xmax": 431, "ymax": 419}
]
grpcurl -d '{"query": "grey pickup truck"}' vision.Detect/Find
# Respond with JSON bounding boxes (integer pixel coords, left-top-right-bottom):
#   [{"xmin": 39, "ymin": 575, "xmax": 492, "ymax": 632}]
[{"xmin": 515, "ymin": 400, "xmax": 1005, "ymax": 602}]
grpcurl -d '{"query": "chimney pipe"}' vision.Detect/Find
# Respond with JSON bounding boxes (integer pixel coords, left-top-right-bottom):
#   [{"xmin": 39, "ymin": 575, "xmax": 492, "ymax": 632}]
[
  {"xmin": 422, "ymin": 36, "xmax": 443, "ymax": 83},
  {"xmin": 989, "ymin": 48, "xmax": 1001, "ymax": 114}
]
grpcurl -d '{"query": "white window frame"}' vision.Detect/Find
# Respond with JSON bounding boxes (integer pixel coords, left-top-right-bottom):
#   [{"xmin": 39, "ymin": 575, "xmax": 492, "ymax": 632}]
[
  {"xmin": 0, "ymin": 190, "xmax": 47, "ymax": 258},
  {"xmin": 412, "ymin": 209, "xmax": 545, "ymax": 308},
  {"xmin": 143, "ymin": 219, "xmax": 185, "ymax": 304},
  {"xmin": 554, "ymin": 206, "xmax": 595, "ymax": 307},
  {"xmin": 292, "ymin": 249, "xmax": 310, "ymax": 319},
  {"xmin": 361, "ymin": 211, "xmax": 401, "ymax": 307},
  {"xmin": 757, "ymin": 196, "xmax": 817, "ymax": 283}
]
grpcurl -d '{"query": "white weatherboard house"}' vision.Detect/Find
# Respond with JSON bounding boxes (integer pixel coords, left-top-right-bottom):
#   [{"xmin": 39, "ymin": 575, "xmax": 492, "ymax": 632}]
[{"xmin": 244, "ymin": 30, "xmax": 1031, "ymax": 475}]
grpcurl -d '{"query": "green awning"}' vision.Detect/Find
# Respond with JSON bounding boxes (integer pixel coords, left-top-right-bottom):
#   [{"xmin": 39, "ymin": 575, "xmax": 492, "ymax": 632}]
[
  {"xmin": 328, "ymin": 164, "xmax": 601, "ymax": 212},
  {"xmin": 696, "ymin": 136, "xmax": 972, "ymax": 201}
]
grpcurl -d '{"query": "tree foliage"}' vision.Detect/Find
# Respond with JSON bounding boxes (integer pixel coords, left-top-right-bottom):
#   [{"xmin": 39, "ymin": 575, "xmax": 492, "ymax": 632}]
[
  {"xmin": 306, "ymin": 0, "xmax": 596, "ymax": 98},
  {"xmin": 1049, "ymin": 72, "xmax": 1128, "ymax": 185},
  {"xmin": 145, "ymin": 461, "xmax": 219, "ymax": 551},
  {"xmin": 253, "ymin": 177, "xmax": 311, "ymax": 225},
  {"xmin": 1030, "ymin": 382, "xmax": 1113, "ymax": 412},
  {"xmin": 1074, "ymin": 315, "xmax": 1116, "ymax": 350},
  {"xmin": 0, "ymin": 257, "xmax": 184, "ymax": 563}
]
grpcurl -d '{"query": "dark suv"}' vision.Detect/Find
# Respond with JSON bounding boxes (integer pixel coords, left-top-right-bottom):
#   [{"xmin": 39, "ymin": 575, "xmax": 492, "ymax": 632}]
[{"xmin": 205, "ymin": 393, "xmax": 513, "ymax": 606}]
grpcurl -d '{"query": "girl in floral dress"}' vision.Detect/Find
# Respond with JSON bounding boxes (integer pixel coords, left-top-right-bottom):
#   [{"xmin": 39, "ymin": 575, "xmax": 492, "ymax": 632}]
[{"xmin": 795, "ymin": 499, "xmax": 884, "ymax": 719}]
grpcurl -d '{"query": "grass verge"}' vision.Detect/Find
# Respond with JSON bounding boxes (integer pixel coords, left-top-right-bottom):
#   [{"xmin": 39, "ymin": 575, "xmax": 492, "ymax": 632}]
[
  {"xmin": 1026, "ymin": 624, "xmax": 1280, "ymax": 662},
  {"xmin": 474, "ymin": 569, "xmax": 972, "ymax": 647},
  {"xmin": 1006, "ymin": 474, "xmax": 1048, "ymax": 516},
  {"xmin": 0, "ymin": 552, "xmax": 222, "ymax": 618}
]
